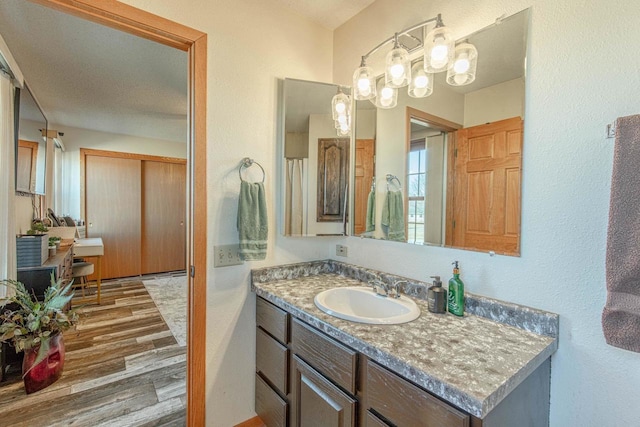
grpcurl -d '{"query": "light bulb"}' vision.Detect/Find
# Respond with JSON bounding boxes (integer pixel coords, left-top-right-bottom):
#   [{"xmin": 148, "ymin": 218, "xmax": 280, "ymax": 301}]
[
  {"xmin": 431, "ymin": 35, "xmax": 449, "ymax": 62},
  {"xmin": 413, "ymin": 86, "xmax": 428, "ymax": 97},
  {"xmin": 454, "ymin": 55, "xmax": 470, "ymax": 74},
  {"xmin": 358, "ymin": 78, "xmax": 372, "ymax": 97},
  {"xmin": 381, "ymin": 87, "xmax": 393, "ymax": 100},
  {"xmin": 335, "ymin": 102, "xmax": 346, "ymax": 114},
  {"xmin": 414, "ymin": 75, "xmax": 429, "ymax": 88},
  {"xmin": 339, "ymin": 122, "xmax": 349, "ymax": 131},
  {"xmin": 337, "ymin": 114, "xmax": 348, "ymax": 125},
  {"xmin": 454, "ymin": 73, "xmax": 468, "ymax": 85},
  {"xmin": 380, "ymin": 96, "xmax": 393, "ymax": 107}
]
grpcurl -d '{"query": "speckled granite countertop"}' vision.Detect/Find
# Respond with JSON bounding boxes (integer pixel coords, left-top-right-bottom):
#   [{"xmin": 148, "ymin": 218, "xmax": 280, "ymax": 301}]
[{"xmin": 251, "ymin": 260, "xmax": 558, "ymax": 419}]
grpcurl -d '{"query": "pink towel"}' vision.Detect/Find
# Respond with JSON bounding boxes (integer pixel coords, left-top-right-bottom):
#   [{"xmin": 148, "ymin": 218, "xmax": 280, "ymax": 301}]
[{"xmin": 602, "ymin": 114, "xmax": 640, "ymax": 353}]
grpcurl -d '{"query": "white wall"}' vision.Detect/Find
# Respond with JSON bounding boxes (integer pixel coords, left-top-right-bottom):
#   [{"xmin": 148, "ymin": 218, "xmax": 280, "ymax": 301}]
[
  {"xmin": 54, "ymin": 124, "xmax": 186, "ymax": 219},
  {"xmin": 334, "ymin": 1, "xmax": 640, "ymax": 426},
  {"xmin": 464, "ymin": 77, "xmax": 524, "ymax": 127},
  {"xmin": 117, "ymin": 1, "xmax": 334, "ymax": 425}
]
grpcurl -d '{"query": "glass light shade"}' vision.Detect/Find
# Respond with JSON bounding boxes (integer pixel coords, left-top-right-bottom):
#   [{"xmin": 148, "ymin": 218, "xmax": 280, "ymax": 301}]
[
  {"xmin": 352, "ymin": 65, "xmax": 377, "ymax": 100},
  {"xmin": 334, "ymin": 112, "xmax": 351, "ymax": 129},
  {"xmin": 337, "ymin": 125, "xmax": 351, "ymax": 136},
  {"xmin": 408, "ymin": 62, "xmax": 433, "ymax": 98},
  {"xmin": 424, "ymin": 25, "xmax": 455, "ymax": 73},
  {"xmin": 446, "ymin": 43, "xmax": 478, "ymax": 86},
  {"xmin": 331, "ymin": 92, "xmax": 350, "ymax": 120},
  {"xmin": 385, "ymin": 46, "xmax": 411, "ymax": 88},
  {"xmin": 372, "ymin": 78, "xmax": 398, "ymax": 109}
]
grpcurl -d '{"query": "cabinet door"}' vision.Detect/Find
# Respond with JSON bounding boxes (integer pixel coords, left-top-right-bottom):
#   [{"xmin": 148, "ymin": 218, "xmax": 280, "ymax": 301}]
[
  {"xmin": 85, "ymin": 155, "xmax": 142, "ymax": 279},
  {"xmin": 291, "ymin": 355, "xmax": 356, "ymax": 427},
  {"xmin": 141, "ymin": 161, "xmax": 186, "ymax": 274}
]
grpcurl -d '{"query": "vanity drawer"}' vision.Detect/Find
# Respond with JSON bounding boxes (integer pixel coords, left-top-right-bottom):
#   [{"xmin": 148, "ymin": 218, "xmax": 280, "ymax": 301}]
[
  {"xmin": 256, "ymin": 327, "xmax": 289, "ymax": 395},
  {"xmin": 291, "ymin": 318, "xmax": 357, "ymax": 395},
  {"xmin": 255, "ymin": 373, "xmax": 288, "ymax": 427},
  {"xmin": 257, "ymin": 297, "xmax": 289, "ymax": 344},
  {"xmin": 365, "ymin": 359, "xmax": 470, "ymax": 427},
  {"xmin": 365, "ymin": 410, "xmax": 390, "ymax": 426}
]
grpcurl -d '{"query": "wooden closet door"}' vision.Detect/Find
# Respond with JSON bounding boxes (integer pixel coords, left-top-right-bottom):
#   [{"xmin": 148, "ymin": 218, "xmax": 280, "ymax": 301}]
[
  {"xmin": 142, "ymin": 161, "xmax": 186, "ymax": 274},
  {"xmin": 85, "ymin": 155, "xmax": 142, "ymax": 279}
]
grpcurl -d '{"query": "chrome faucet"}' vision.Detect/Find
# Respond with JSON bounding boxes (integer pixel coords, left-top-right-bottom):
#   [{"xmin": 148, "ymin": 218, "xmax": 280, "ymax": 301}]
[
  {"xmin": 368, "ymin": 275, "xmax": 388, "ymax": 297},
  {"xmin": 368, "ymin": 276, "xmax": 406, "ymax": 298},
  {"xmin": 388, "ymin": 280, "xmax": 407, "ymax": 299}
]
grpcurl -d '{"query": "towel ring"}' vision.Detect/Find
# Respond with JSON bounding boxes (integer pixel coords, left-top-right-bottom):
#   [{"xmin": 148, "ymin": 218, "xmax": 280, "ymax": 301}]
[
  {"xmin": 386, "ymin": 174, "xmax": 402, "ymax": 191},
  {"xmin": 239, "ymin": 157, "xmax": 266, "ymax": 183}
]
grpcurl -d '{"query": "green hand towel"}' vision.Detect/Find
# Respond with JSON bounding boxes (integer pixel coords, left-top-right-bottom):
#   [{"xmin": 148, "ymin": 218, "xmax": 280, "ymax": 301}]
[
  {"xmin": 237, "ymin": 181, "xmax": 268, "ymax": 260},
  {"xmin": 381, "ymin": 190, "xmax": 405, "ymax": 242},
  {"xmin": 366, "ymin": 190, "xmax": 376, "ymax": 232}
]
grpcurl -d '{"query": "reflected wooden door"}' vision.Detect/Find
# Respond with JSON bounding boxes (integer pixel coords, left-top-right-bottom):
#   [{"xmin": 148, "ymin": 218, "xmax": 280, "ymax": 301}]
[
  {"xmin": 142, "ymin": 161, "xmax": 186, "ymax": 274},
  {"xmin": 354, "ymin": 139, "xmax": 375, "ymax": 235},
  {"xmin": 452, "ymin": 117, "xmax": 522, "ymax": 255},
  {"xmin": 85, "ymin": 155, "xmax": 142, "ymax": 279}
]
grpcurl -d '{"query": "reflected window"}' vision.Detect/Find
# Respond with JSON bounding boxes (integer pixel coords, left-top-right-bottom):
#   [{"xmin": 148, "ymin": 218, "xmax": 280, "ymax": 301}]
[{"xmin": 407, "ymin": 139, "xmax": 426, "ymax": 244}]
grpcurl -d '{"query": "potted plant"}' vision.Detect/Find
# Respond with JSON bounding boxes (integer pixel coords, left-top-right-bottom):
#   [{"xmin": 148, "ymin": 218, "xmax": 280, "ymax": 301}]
[
  {"xmin": 26, "ymin": 221, "xmax": 48, "ymax": 235},
  {"xmin": 49, "ymin": 236, "xmax": 62, "ymax": 249},
  {"xmin": 0, "ymin": 275, "xmax": 78, "ymax": 394}
]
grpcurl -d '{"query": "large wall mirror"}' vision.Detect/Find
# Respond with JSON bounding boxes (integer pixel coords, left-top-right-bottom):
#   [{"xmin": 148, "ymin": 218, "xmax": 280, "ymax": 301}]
[
  {"xmin": 280, "ymin": 78, "xmax": 351, "ymax": 237},
  {"xmin": 351, "ymin": 9, "xmax": 529, "ymax": 256},
  {"xmin": 15, "ymin": 84, "xmax": 47, "ymax": 195}
]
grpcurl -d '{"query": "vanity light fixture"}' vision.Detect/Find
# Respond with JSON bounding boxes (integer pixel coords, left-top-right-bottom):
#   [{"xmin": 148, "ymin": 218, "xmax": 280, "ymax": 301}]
[
  {"xmin": 350, "ymin": 13, "xmax": 478, "ymax": 109},
  {"xmin": 373, "ymin": 77, "xmax": 398, "ymax": 109},
  {"xmin": 423, "ymin": 16, "xmax": 455, "ymax": 73},
  {"xmin": 331, "ymin": 86, "xmax": 352, "ymax": 136},
  {"xmin": 385, "ymin": 34, "xmax": 411, "ymax": 88},
  {"xmin": 408, "ymin": 61, "xmax": 433, "ymax": 98},
  {"xmin": 352, "ymin": 57, "xmax": 377, "ymax": 100},
  {"xmin": 446, "ymin": 42, "xmax": 478, "ymax": 86}
]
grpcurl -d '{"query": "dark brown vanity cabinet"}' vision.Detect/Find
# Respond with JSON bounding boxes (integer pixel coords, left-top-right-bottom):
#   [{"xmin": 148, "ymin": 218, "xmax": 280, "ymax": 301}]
[
  {"xmin": 291, "ymin": 355, "xmax": 357, "ymax": 427},
  {"xmin": 362, "ymin": 359, "xmax": 471, "ymax": 427},
  {"xmin": 255, "ymin": 297, "xmax": 545, "ymax": 427},
  {"xmin": 255, "ymin": 298, "xmax": 290, "ymax": 427}
]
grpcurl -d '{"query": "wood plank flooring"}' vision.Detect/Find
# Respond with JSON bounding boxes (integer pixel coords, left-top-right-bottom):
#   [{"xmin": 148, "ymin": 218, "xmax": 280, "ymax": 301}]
[{"xmin": 0, "ymin": 280, "xmax": 186, "ymax": 426}]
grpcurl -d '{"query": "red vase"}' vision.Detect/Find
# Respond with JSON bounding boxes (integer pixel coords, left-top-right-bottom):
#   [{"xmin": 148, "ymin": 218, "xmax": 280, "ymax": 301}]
[{"xmin": 22, "ymin": 334, "xmax": 66, "ymax": 394}]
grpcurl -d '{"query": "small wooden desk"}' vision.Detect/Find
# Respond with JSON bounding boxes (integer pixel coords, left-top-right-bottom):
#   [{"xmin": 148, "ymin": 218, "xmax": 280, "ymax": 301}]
[{"xmin": 73, "ymin": 238, "xmax": 104, "ymax": 304}]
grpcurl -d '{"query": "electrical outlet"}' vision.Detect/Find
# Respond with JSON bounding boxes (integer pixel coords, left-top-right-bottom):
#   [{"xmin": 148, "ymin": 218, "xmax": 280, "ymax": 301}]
[
  {"xmin": 214, "ymin": 244, "xmax": 244, "ymax": 267},
  {"xmin": 336, "ymin": 244, "xmax": 348, "ymax": 257}
]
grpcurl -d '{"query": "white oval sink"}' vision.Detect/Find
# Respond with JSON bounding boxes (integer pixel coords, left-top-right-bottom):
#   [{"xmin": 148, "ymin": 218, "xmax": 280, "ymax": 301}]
[{"xmin": 314, "ymin": 286, "xmax": 420, "ymax": 324}]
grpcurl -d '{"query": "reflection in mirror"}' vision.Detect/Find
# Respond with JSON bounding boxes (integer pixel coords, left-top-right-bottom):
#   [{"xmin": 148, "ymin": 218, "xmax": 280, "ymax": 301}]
[
  {"xmin": 16, "ymin": 84, "xmax": 47, "ymax": 195},
  {"xmin": 281, "ymin": 78, "xmax": 351, "ymax": 237},
  {"xmin": 352, "ymin": 9, "xmax": 528, "ymax": 256}
]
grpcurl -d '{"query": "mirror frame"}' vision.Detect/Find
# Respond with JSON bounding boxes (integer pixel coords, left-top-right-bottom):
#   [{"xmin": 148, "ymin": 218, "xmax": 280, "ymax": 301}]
[{"xmin": 15, "ymin": 83, "xmax": 48, "ymax": 196}]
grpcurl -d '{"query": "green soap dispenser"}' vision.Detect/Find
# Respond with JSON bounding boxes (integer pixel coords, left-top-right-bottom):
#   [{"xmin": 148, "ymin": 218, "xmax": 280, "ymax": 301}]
[{"xmin": 447, "ymin": 261, "xmax": 465, "ymax": 316}]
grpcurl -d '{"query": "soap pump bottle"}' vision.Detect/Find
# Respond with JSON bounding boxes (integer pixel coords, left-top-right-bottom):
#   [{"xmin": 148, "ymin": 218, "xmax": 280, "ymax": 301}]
[
  {"xmin": 447, "ymin": 261, "xmax": 465, "ymax": 316},
  {"xmin": 427, "ymin": 276, "xmax": 447, "ymax": 314}
]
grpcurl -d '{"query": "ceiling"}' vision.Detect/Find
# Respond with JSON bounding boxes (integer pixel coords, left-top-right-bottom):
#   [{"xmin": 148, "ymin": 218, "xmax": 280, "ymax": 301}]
[
  {"xmin": 268, "ymin": 0, "xmax": 375, "ymax": 30},
  {"xmin": 0, "ymin": 0, "xmax": 187, "ymax": 143}
]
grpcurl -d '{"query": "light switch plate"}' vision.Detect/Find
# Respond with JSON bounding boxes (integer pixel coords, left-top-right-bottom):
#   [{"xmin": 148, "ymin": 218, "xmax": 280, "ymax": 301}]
[
  {"xmin": 214, "ymin": 244, "xmax": 244, "ymax": 267},
  {"xmin": 336, "ymin": 244, "xmax": 348, "ymax": 257}
]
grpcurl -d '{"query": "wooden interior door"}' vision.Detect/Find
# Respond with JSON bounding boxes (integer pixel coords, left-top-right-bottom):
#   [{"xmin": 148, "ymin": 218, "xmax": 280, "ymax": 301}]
[
  {"xmin": 85, "ymin": 155, "xmax": 142, "ymax": 279},
  {"xmin": 354, "ymin": 139, "xmax": 375, "ymax": 235},
  {"xmin": 16, "ymin": 140, "xmax": 38, "ymax": 192},
  {"xmin": 142, "ymin": 160, "xmax": 186, "ymax": 274},
  {"xmin": 452, "ymin": 117, "xmax": 523, "ymax": 255}
]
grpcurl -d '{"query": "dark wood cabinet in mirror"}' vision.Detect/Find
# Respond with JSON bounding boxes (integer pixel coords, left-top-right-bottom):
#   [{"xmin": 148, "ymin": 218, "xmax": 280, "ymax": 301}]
[{"xmin": 351, "ymin": 9, "xmax": 529, "ymax": 256}]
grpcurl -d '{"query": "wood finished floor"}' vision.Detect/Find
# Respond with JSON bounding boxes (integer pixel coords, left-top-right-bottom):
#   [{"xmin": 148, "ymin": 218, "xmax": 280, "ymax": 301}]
[{"xmin": 0, "ymin": 279, "xmax": 186, "ymax": 426}]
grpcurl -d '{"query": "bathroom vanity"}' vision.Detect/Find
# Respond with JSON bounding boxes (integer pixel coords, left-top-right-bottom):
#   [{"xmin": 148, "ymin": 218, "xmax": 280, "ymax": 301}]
[{"xmin": 252, "ymin": 260, "xmax": 558, "ymax": 426}]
